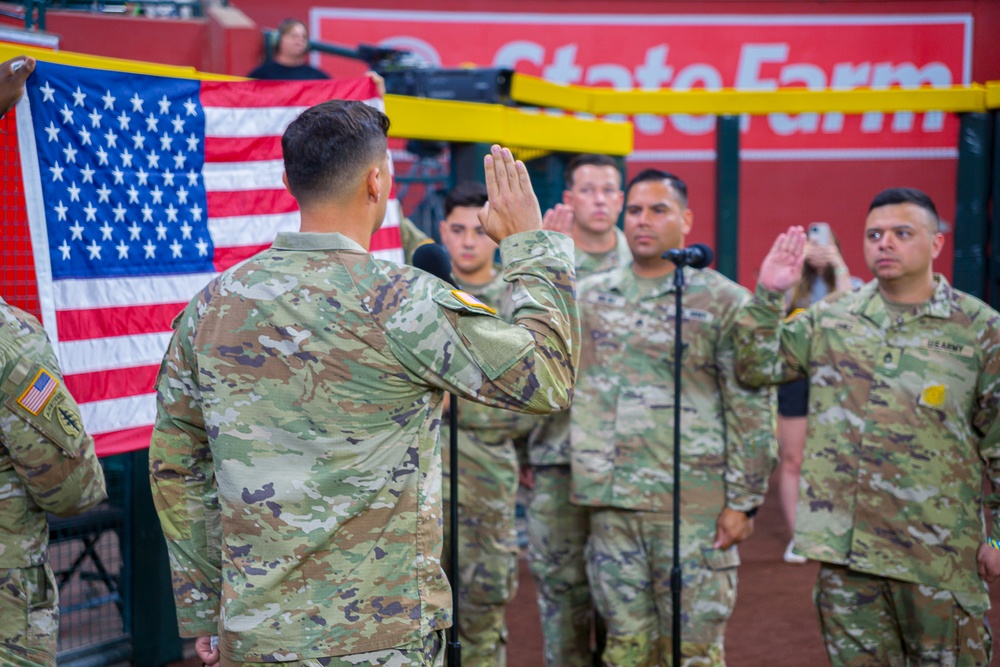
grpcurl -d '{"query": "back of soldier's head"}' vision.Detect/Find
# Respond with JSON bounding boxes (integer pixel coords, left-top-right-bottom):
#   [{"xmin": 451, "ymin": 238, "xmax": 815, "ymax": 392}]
[{"xmin": 282, "ymin": 100, "xmax": 390, "ymax": 207}]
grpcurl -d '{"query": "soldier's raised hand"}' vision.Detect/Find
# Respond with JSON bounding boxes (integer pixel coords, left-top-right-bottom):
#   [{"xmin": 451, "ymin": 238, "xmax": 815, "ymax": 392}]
[
  {"xmin": 759, "ymin": 226, "xmax": 807, "ymax": 293},
  {"xmin": 0, "ymin": 56, "xmax": 35, "ymax": 118},
  {"xmin": 478, "ymin": 145, "xmax": 543, "ymax": 244},
  {"xmin": 542, "ymin": 204, "xmax": 574, "ymax": 236}
]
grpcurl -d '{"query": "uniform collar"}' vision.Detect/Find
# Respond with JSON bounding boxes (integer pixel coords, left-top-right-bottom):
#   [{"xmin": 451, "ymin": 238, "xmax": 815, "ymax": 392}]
[
  {"xmin": 271, "ymin": 232, "xmax": 367, "ymax": 252},
  {"xmin": 606, "ymin": 265, "xmax": 709, "ymax": 301},
  {"xmin": 851, "ymin": 274, "xmax": 954, "ymax": 329}
]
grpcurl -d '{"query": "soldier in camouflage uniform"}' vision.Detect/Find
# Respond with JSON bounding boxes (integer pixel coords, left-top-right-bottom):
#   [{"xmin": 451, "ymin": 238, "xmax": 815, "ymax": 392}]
[
  {"xmin": 526, "ymin": 153, "xmax": 631, "ymax": 667},
  {"xmin": 571, "ymin": 169, "xmax": 776, "ymax": 667},
  {"xmin": 437, "ymin": 181, "xmax": 535, "ymax": 666},
  {"xmin": 734, "ymin": 187, "xmax": 1000, "ymax": 666},
  {"xmin": 148, "ymin": 101, "xmax": 579, "ymax": 666},
  {"xmin": 0, "ymin": 296, "xmax": 109, "ymax": 667},
  {"xmin": 0, "ymin": 54, "xmax": 109, "ymax": 667}
]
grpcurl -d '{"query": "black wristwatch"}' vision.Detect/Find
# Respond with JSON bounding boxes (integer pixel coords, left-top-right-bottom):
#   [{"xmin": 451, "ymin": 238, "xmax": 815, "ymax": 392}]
[{"xmin": 743, "ymin": 506, "xmax": 759, "ymax": 519}]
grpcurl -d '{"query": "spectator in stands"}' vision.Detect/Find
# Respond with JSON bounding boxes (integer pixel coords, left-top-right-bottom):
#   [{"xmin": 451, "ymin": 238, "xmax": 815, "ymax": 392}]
[{"xmin": 248, "ymin": 18, "xmax": 329, "ymax": 81}]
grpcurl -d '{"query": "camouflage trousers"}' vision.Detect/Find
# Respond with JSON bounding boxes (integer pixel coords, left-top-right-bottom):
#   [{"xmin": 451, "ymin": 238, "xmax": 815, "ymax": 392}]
[
  {"xmin": 226, "ymin": 631, "xmax": 444, "ymax": 666},
  {"xmin": 587, "ymin": 508, "xmax": 738, "ymax": 667},
  {"xmin": 526, "ymin": 464, "xmax": 596, "ymax": 667},
  {"xmin": 0, "ymin": 564, "xmax": 59, "ymax": 667},
  {"xmin": 815, "ymin": 564, "xmax": 992, "ymax": 667},
  {"xmin": 442, "ymin": 428, "xmax": 520, "ymax": 667}
]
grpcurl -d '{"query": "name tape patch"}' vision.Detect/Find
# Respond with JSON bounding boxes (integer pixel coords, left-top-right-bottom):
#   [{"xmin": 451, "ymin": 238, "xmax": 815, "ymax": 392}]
[{"xmin": 924, "ymin": 339, "xmax": 974, "ymax": 358}]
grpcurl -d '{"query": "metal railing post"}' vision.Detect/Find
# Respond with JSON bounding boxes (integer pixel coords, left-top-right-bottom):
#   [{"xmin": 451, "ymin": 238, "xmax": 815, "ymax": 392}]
[
  {"xmin": 715, "ymin": 114, "xmax": 740, "ymax": 281},
  {"xmin": 953, "ymin": 112, "xmax": 993, "ymax": 299}
]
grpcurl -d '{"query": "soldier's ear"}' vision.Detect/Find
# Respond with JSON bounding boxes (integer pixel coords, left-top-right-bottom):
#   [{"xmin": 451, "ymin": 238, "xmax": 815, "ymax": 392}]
[{"xmin": 366, "ymin": 165, "xmax": 383, "ymax": 204}]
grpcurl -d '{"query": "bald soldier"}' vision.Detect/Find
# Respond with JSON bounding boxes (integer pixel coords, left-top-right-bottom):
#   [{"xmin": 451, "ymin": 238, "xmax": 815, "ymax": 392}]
[
  {"xmin": 148, "ymin": 101, "xmax": 579, "ymax": 666},
  {"xmin": 0, "ymin": 54, "xmax": 108, "ymax": 667},
  {"xmin": 735, "ymin": 187, "xmax": 1000, "ymax": 665}
]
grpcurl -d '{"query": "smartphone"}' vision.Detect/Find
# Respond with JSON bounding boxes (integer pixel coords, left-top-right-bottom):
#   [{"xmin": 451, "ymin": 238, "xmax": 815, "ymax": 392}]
[{"xmin": 807, "ymin": 222, "xmax": 831, "ymax": 246}]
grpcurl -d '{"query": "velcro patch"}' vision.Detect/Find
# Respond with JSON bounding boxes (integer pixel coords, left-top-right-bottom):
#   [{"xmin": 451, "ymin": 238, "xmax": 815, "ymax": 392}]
[
  {"xmin": 17, "ymin": 368, "xmax": 59, "ymax": 415},
  {"xmin": 451, "ymin": 290, "xmax": 496, "ymax": 315}
]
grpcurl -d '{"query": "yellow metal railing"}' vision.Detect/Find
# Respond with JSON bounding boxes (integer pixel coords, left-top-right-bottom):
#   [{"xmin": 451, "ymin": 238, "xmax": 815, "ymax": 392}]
[
  {"xmin": 0, "ymin": 43, "xmax": 633, "ymax": 156},
  {"xmin": 511, "ymin": 73, "xmax": 1000, "ymax": 115}
]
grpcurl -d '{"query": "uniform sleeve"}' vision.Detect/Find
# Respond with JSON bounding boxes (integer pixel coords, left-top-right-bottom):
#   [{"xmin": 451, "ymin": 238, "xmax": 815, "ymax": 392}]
[
  {"xmin": 718, "ymin": 290, "xmax": 778, "ymax": 512},
  {"xmin": 975, "ymin": 319, "xmax": 1000, "ymax": 542},
  {"xmin": 0, "ymin": 328, "xmax": 107, "ymax": 517},
  {"xmin": 148, "ymin": 298, "xmax": 222, "ymax": 637},
  {"xmin": 384, "ymin": 230, "xmax": 580, "ymax": 414},
  {"xmin": 733, "ymin": 282, "xmax": 813, "ymax": 388}
]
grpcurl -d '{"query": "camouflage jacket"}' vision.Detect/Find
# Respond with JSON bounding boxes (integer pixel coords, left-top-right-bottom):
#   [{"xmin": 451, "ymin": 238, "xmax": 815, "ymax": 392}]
[
  {"xmin": 450, "ymin": 273, "xmax": 536, "ymax": 444},
  {"xmin": 570, "ymin": 267, "xmax": 776, "ymax": 530},
  {"xmin": 148, "ymin": 230, "xmax": 579, "ymax": 661},
  {"xmin": 528, "ymin": 227, "xmax": 632, "ymax": 465},
  {"xmin": 734, "ymin": 275, "xmax": 1000, "ymax": 601},
  {"xmin": 0, "ymin": 299, "xmax": 107, "ymax": 568}
]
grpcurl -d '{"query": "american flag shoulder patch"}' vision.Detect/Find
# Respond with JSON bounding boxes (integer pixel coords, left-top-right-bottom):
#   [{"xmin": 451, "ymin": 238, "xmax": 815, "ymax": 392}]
[
  {"xmin": 451, "ymin": 290, "xmax": 497, "ymax": 315},
  {"xmin": 17, "ymin": 368, "xmax": 61, "ymax": 415}
]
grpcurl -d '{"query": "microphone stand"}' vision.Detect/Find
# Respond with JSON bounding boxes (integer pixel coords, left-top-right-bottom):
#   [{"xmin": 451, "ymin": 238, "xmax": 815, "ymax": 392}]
[
  {"xmin": 670, "ymin": 260, "xmax": 687, "ymax": 667},
  {"xmin": 447, "ymin": 395, "xmax": 461, "ymax": 666}
]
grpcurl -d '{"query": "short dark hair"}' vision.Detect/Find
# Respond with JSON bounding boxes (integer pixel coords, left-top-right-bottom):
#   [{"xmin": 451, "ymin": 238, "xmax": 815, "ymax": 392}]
[
  {"xmin": 564, "ymin": 153, "xmax": 619, "ymax": 189},
  {"xmin": 868, "ymin": 187, "xmax": 940, "ymax": 232},
  {"xmin": 625, "ymin": 168, "xmax": 689, "ymax": 208},
  {"xmin": 444, "ymin": 181, "xmax": 488, "ymax": 218},
  {"xmin": 274, "ymin": 18, "xmax": 306, "ymax": 55},
  {"xmin": 282, "ymin": 100, "xmax": 390, "ymax": 207}
]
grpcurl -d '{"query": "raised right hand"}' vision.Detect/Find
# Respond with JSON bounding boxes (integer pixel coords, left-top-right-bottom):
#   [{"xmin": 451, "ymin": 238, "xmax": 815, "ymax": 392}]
[
  {"xmin": 478, "ymin": 145, "xmax": 543, "ymax": 244},
  {"xmin": 759, "ymin": 226, "xmax": 807, "ymax": 293},
  {"xmin": 542, "ymin": 204, "xmax": 574, "ymax": 236},
  {"xmin": 0, "ymin": 56, "xmax": 35, "ymax": 118}
]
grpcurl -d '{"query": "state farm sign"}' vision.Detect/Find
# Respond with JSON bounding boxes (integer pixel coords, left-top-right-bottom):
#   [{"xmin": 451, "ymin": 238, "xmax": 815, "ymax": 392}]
[{"xmin": 312, "ymin": 10, "xmax": 970, "ymax": 157}]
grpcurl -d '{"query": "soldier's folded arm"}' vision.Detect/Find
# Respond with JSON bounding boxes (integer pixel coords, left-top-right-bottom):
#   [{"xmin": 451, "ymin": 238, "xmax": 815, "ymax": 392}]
[
  {"xmin": 733, "ymin": 282, "xmax": 813, "ymax": 388},
  {"xmin": 383, "ymin": 229, "xmax": 580, "ymax": 414},
  {"xmin": 0, "ymin": 322, "xmax": 106, "ymax": 517},
  {"xmin": 148, "ymin": 300, "xmax": 223, "ymax": 637}
]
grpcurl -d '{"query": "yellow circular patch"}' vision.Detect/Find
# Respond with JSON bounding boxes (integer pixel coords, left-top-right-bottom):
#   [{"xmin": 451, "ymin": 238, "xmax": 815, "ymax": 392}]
[{"xmin": 921, "ymin": 384, "xmax": 946, "ymax": 408}]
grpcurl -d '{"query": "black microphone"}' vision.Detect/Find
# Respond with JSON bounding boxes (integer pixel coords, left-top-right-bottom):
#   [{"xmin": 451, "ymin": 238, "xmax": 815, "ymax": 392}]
[
  {"xmin": 412, "ymin": 243, "xmax": 456, "ymax": 286},
  {"xmin": 663, "ymin": 243, "xmax": 714, "ymax": 269}
]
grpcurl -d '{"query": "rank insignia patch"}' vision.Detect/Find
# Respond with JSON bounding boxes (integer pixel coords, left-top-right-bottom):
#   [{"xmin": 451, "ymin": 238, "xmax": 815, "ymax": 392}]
[{"xmin": 17, "ymin": 368, "xmax": 60, "ymax": 415}]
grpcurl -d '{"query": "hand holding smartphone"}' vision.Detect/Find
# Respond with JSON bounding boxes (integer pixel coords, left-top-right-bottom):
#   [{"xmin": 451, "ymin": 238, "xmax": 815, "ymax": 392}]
[{"xmin": 807, "ymin": 222, "xmax": 831, "ymax": 246}]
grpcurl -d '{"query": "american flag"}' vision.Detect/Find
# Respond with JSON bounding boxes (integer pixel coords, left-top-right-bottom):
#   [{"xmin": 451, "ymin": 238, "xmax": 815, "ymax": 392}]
[
  {"xmin": 16, "ymin": 61, "xmax": 404, "ymax": 457},
  {"xmin": 18, "ymin": 369, "xmax": 58, "ymax": 414}
]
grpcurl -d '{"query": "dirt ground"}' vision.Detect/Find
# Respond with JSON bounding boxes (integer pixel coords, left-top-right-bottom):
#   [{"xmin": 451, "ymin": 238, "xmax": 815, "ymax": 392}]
[{"xmin": 168, "ymin": 472, "xmax": 1000, "ymax": 666}]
